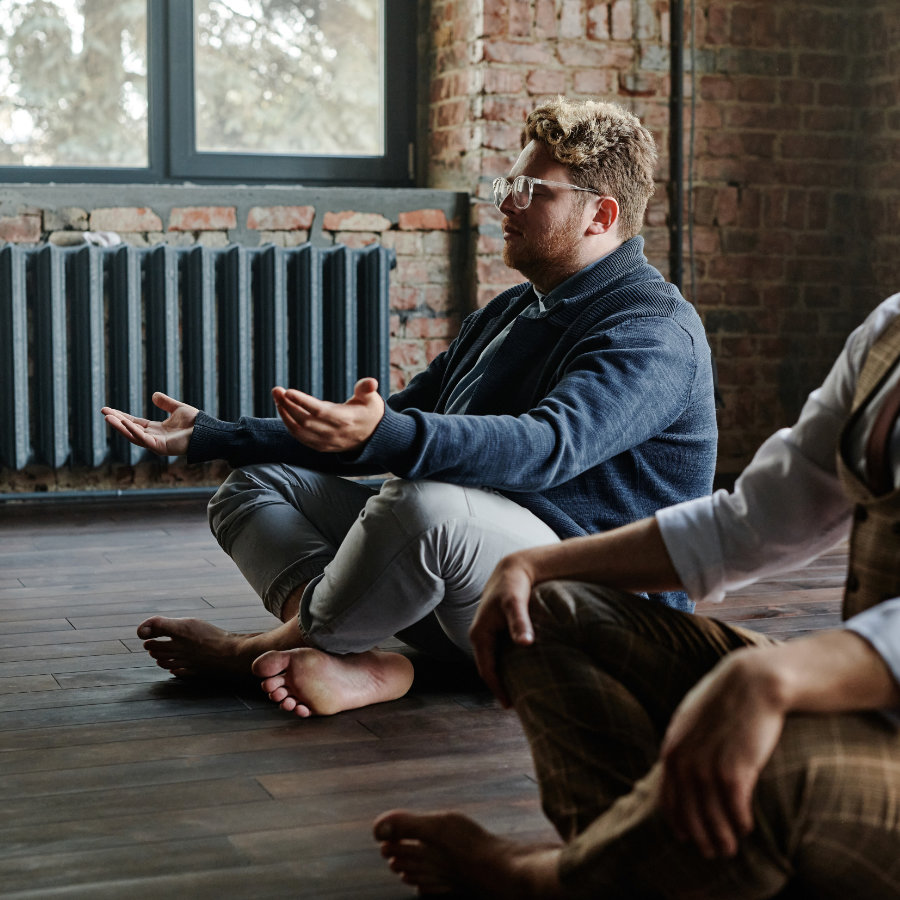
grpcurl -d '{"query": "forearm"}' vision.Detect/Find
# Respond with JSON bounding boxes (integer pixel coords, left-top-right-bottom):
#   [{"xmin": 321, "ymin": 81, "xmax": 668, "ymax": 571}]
[
  {"xmin": 748, "ymin": 629, "xmax": 900, "ymax": 714},
  {"xmin": 506, "ymin": 516, "xmax": 684, "ymax": 594}
]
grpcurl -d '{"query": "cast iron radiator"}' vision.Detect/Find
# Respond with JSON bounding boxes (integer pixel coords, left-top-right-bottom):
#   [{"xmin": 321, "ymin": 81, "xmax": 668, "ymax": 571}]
[{"xmin": 0, "ymin": 242, "xmax": 394, "ymax": 471}]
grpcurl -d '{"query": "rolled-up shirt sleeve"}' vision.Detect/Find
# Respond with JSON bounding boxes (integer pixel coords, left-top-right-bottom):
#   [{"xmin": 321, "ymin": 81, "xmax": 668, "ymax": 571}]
[
  {"xmin": 845, "ymin": 598, "xmax": 900, "ymax": 691},
  {"xmin": 657, "ymin": 398, "xmax": 852, "ymax": 605},
  {"xmin": 656, "ymin": 294, "xmax": 900, "ymax": 607}
]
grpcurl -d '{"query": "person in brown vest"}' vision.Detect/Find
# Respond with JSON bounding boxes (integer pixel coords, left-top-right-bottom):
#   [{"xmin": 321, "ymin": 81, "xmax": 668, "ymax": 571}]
[{"xmin": 374, "ymin": 292, "xmax": 900, "ymax": 898}]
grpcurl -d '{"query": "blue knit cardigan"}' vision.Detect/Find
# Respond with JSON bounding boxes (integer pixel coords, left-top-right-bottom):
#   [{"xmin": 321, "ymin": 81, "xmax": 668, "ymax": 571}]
[{"xmin": 188, "ymin": 237, "xmax": 718, "ymax": 610}]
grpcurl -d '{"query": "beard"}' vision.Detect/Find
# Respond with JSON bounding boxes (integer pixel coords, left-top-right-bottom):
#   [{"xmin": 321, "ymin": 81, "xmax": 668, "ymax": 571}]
[{"xmin": 502, "ymin": 213, "xmax": 585, "ymax": 290}]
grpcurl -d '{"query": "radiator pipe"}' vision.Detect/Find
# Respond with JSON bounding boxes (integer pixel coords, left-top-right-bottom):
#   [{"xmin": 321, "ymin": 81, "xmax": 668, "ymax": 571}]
[
  {"xmin": 669, "ymin": 0, "xmax": 684, "ymax": 290},
  {"xmin": 0, "ymin": 487, "xmax": 217, "ymax": 505}
]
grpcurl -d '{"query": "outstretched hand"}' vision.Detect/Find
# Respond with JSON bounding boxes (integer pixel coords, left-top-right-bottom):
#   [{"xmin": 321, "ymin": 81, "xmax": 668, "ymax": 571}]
[
  {"xmin": 272, "ymin": 377, "xmax": 385, "ymax": 453},
  {"xmin": 659, "ymin": 649, "xmax": 786, "ymax": 860},
  {"xmin": 469, "ymin": 554, "xmax": 537, "ymax": 707},
  {"xmin": 101, "ymin": 392, "xmax": 199, "ymax": 457}
]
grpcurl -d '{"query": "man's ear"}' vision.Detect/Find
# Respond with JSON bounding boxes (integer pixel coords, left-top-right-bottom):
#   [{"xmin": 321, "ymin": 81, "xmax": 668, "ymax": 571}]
[{"xmin": 587, "ymin": 196, "xmax": 619, "ymax": 235}]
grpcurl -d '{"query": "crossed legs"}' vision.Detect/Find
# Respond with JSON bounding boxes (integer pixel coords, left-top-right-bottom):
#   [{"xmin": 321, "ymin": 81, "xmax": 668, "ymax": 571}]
[
  {"xmin": 138, "ymin": 465, "xmax": 558, "ymax": 716},
  {"xmin": 377, "ymin": 582, "xmax": 900, "ymax": 898}
]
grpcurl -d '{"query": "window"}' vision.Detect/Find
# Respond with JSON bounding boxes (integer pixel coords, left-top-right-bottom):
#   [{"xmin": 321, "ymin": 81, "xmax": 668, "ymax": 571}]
[{"xmin": 0, "ymin": 0, "xmax": 417, "ymax": 185}]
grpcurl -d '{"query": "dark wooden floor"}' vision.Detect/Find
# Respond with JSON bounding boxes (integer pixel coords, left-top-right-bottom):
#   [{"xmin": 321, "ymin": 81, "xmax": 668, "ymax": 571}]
[{"xmin": 0, "ymin": 497, "xmax": 847, "ymax": 899}]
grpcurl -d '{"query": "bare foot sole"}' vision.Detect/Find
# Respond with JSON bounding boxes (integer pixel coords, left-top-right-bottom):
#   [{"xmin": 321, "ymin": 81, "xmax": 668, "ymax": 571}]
[
  {"xmin": 137, "ymin": 615, "xmax": 270, "ymax": 677},
  {"xmin": 373, "ymin": 809, "xmax": 563, "ymax": 898},
  {"xmin": 252, "ymin": 647, "xmax": 414, "ymax": 717}
]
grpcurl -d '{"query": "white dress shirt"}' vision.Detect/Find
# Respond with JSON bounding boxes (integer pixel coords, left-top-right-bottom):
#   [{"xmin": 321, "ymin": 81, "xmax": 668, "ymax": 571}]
[{"xmin": 656, "ymin": 293, "xmax": 900, "ymax": 692}]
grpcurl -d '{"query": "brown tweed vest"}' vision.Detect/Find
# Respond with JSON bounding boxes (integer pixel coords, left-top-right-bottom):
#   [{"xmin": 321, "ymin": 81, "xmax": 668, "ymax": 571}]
[{"xmin": 837, "ymin": 314, "xmax": 900, "ymax": 619}]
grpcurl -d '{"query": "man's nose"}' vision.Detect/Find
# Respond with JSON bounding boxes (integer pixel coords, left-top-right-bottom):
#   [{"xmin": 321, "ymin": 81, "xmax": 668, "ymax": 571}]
[{"xmin": 498, "ymin": 190, "xmax": 519, "ymax": 215}]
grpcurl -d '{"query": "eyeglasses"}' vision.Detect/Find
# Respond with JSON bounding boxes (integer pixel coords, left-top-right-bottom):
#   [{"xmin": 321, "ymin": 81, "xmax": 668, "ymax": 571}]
[{"xmin": 491, "ymin": 175, "xmax": 602, "ymax": 211}]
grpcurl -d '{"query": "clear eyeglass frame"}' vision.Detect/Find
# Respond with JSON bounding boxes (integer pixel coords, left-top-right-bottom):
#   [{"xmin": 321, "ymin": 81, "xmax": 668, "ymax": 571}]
[{"xmin": 491, "ymin": 175, "xmax": 602, "ymax": 211}]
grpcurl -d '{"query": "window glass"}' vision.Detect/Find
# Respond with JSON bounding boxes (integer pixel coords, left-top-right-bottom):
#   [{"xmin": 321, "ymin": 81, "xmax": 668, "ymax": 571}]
[
  {"xmin": 193, "ymin": 0, "xmax": 383, "ymax": 157},
  {"xmin": 0, "ymin": 0, "xmax": 148, "ymax": 167}
]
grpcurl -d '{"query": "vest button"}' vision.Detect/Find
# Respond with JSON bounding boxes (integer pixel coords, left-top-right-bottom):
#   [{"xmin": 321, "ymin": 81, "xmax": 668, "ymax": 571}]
[
  {"xmin": 846, "ymin": 572, "xmax": 859, "ymax": 592},
  {"xmin": 854, "ymin": 504, "xmax": 868, "ymax": 522}
]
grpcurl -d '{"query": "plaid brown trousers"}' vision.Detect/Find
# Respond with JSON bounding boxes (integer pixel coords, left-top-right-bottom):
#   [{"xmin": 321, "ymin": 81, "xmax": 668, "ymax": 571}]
[{"xmin": 501, "ymin": 582, "xmax": 900, "ymax": 899}]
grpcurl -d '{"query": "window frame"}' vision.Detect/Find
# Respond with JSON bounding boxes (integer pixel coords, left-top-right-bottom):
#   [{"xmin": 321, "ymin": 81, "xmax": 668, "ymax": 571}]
[{"xmin": 0, "ymin": 0, "xmax": 417, "ymax": 186}]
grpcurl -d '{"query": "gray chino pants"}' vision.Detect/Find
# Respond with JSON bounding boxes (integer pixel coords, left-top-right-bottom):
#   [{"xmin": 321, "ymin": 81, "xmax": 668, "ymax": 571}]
[{"xmin": 207, "ymin": 464, "xmax": 560, "ymax": 656}]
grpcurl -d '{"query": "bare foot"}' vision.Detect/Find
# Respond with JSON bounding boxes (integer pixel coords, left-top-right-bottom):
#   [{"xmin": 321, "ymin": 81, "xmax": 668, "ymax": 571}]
[
  {"xmin": 373, "ymin": 810, "xmax": 564, "ymax": 898},
  {"xmin": 137, "ymin": 615, "xmax": 303, "ymax": 677},
  {"xmin": 251, "ymin": 648, "xmax": 414, "ymax": 717}
]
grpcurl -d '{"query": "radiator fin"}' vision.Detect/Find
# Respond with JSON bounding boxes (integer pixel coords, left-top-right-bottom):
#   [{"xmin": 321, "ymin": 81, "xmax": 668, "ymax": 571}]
[{"xmin": 0, "ymin": 242, "xmax": 394, "ymax": 471}]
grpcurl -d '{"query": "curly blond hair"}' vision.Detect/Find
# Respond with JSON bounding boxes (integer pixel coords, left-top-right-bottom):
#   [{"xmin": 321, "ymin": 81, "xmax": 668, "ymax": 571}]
[{"xmin": 523, "ymin": 97, "xmax": 658, "ymax": 241}]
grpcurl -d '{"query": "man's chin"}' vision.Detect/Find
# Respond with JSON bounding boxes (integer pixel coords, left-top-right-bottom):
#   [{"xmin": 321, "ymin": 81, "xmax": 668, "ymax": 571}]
[{"xmin": 502, "ymin": 246, "xmax": 530, "ymax": 280}]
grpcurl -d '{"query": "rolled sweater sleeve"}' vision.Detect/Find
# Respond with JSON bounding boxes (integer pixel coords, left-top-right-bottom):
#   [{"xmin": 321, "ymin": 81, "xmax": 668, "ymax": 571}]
[{"xmin": 352, "ymin": 316, "xmax": 700, "ymax": 493}]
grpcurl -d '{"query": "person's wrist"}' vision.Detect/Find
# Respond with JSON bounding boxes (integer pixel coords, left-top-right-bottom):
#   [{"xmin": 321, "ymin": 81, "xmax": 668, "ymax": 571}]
[{"xmin": 728, "ymin": 647, "xmax": 793, "ymax": 716}]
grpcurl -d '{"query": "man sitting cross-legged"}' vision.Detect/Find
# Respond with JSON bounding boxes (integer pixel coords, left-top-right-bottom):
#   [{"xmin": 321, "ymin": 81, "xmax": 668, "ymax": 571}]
[
  {"xmin": 375, "ymin": 292, "xmax": 900, "ymax": 898},
  {"xmin": 102, "ymin": 98, "xmax": 717, "ymax": 718}
]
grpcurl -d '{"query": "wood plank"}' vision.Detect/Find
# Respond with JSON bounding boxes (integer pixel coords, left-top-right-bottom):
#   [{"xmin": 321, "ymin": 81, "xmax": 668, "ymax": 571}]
[{"xmin": 0, "ymin": 497, "xmax": 851, "ymax": 899}]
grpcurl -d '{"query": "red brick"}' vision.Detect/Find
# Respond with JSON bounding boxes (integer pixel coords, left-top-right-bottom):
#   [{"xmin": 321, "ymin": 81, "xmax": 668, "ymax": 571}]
[
  {"xmin": 736, "ymin": 77, "xmax": 777, "ymax": 104},
  {"xmin": 559, "ymin": 0, "xmax": 585, "ymax": 38},
  {"xmin": 391, "ymin": 341, "xmax": 428, "ymax": 370},
  {"xmin": 395, "ymin": 257, "xmax": 432, "ymax": 284},
  {"xmin": 90, "ymin": 207, "xmax": 162, "ymax": 233},
  {"xmin": 246, "ymin": 205, "xmax": 315, "ymax": 230},
  {"xmin": 478, "ymin": 255, "xmax": 515, "ymax": 284},
  {"xmin": 700, "ymin": 75, "xmax": 736, "ymax": 102},
  {"xmin": 390, "ymin": 285, "xmax": 422, "ymax": 311},
  {"xmin": 484, "ymin": 122, "xmax": 523, "ymax": 150},
  {"xmin": 535, "ymin": 0, "xmax": 557, "ymax": 37},
  {"xmin": 333, "ymin": 231, "xmax": 379, "ymax": 248},
  {"xmin": 483, "ymin": 40, "xmax": 556, "ymax": 66},
  {"xmin": 817, "ymin": 82, "xmax": 854, "ymax": 107},
  {"xmin": 705, "ymin": 4, "xmax": 730, "ymax": 44},
  {"xmin": 483, "ymin": 68, "xmax": 525, "ymax": 94},
  {"xmin": 425, "ymin": 284, "xmax": 455, "ymax": 313},
  {"xmin": 322, "ymin": 211, "xmax": 392, "ymax": 232},
  {"xmin": 483, "ymin": 96, "xmax": 533, "ymax": 123},
  {"xmin": 587, "ymin": 0, "xmax": 610, "ymax": 39},
  {"xmin": 510, "ymin": 0, "xmax": 531, "ymax": 37},
  {"xmin": 610, "ymin": 0, "xmax": 632, "ymax": 39},
  {"xmin": 423, "ymin": 231, "xmax": 454, "ymax": 255},
  {"xmin": 526, "ymin": 69, "xmax": 567, "ymax": 96},
  {"xmin": 398, "ymin": 209, "xmax": 451, "ymax": 231},
  {"xmin": 779, "ymin": 79, "xmax": 815, "ymax": 105},
  {"xmin": 477, "ymin": 232, "xmax": 505, "ymax": 254},
  {"xmin": 561, "ymin": 41, "xmax": 633, "ymax": 68},
  {"xmin": 425, "ymin": 339, "xmax": 451, "ymax": 364},
  {"xmin": 619, "ymin": 71, "xmax": 663, "ymax": 98},
  {"xmin": 168, "ymin": 206, "xmax": 236, "ymax": 232},
  {"xmin": 381, "ymin": 231, "xmax": 424, "ymax": 255},
  {"xmin": 405, "ymin": 315, "xmax": 460, "ymax": 339},
  {"xmin": 436, "ymin": 98, "xmax": 475, "ymax": 128},
  {"xmin": 483, "ymin": 0, "xmax": 510, "ymax": 36},
  {"xmin": 572, "ymin": 68, "xmax": 616, "ymax": 95},
  {"xmin": 0, "ymin": 214, "xmax": 41, "ymax": 243},
  {"xmin": 390, "ymin": 368, "xmax": 408, "ymax": 393},
  {"xmin": 798, "ymin": 52, "xmax": 848, "ymax": 80}
]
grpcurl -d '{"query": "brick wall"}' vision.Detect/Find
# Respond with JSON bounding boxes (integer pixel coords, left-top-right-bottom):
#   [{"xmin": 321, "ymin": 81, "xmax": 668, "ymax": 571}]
[
  {"xmin": 4, "ymin": 0, "xmax": 900, "ymax": 492},
  {"xmin": 425, "ymin": 0, "xmax": 900, "ymax": 473},
  {"xmin": 0, "ymin": 188, "xmax": 465, "ymax": 494}
]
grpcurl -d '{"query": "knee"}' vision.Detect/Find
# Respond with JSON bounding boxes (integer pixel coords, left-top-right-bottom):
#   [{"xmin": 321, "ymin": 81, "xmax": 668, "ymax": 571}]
[
  {"xmin": 207, "ymin": 464, "xmax": 282, "ymax": 538},
  {"xmin": 369, "ymin": 478, "xmax": 470, "ymax": 533},
  {"xmin": 527, "ymin": 580, "xmax": 628, "ymax": 642}
]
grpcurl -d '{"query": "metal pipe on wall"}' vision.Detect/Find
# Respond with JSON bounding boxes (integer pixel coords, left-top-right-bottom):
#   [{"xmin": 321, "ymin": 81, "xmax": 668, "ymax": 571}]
[{"xmin": 669, "ymin": 0, "xmax": 685, "ymax": 291}]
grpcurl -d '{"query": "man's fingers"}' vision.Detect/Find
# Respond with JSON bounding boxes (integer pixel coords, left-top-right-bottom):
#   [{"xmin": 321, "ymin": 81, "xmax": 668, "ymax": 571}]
[
  {"xmin": 721, "ymin": 770, "xmax": 756, "ymax": 838},
  {"xmin": 505, "ymin": 600, "xmax": 535, "ymax": 646},
  {"xmin": 663, "ymin": 759, "xmax": 741, "ymax": 858},
  {"xmin": 151, "ymin": 391, "xmax": 181, "ymax": 414},
  {"xmin": 470, "ymin": 629, "xmax": 511, "ymax": 707},
  {"xmin": 353, "ymin": 377, "xmax": 379, "ymax": 399},
  {"xmin": 474, "ymin": 649, "xmax": 511, "ymax": 707}
]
